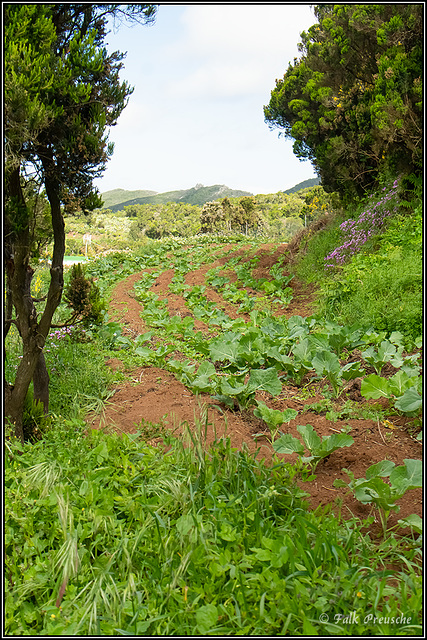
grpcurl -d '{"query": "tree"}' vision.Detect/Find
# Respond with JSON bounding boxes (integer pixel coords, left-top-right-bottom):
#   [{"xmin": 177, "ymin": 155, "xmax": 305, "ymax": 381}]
[
  {"xmin": 300, "ymin": 186, "xmax": 339, "ymax": 225},
  {"xmin": 236, "ymin": 197, "xmax": 258, "ymax": 235},
  {"xmin": 264, "ymin": 4, "xmax": 422, "ymax": 201},
  {"xmin": 4, "ymin": 4, "xmax": 157, "ymax": 441},
  {"xmin": 200, "ymin": 201, "xmax": 227, "ymax": 233}
]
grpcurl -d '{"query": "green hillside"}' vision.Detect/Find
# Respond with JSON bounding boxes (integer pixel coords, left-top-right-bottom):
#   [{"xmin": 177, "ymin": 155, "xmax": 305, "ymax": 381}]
[
  {"xmin": 101, "ymin": 188, "xmax": 158, "ymax": 209},
  {"xmin": 283, "ymin": 177, "xmax": 320, "ymax": 194},
  {"xmin": 103, "ymin": 184, "xmax": 253, "ymax": 212},
  {"xmin": 101, "ymin": 181, "xmax": 324, "ymax": 213}
]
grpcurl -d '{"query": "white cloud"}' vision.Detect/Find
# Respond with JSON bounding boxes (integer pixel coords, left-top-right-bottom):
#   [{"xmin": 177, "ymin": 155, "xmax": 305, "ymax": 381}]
[
  {"xmin": 180, "ymin": 5, "xmax": 313, "ymax": 57},
  {"xmin": 166, "ymin": 4, "xmax": 315, "ymax": 98}
]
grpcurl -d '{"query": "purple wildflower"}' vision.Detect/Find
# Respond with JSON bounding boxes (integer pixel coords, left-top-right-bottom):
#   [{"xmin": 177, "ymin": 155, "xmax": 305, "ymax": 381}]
[{"xmin": 325, "ymin": 178, "xmax": 401, "ymax": 270}]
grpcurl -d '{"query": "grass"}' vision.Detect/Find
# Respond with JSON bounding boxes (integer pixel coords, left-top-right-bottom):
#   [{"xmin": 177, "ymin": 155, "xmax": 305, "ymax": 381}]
[
  {"xmin": 325, "ymin": 246, "xmax": 422, "ymax": 341},
  {"xmin": 295, "ymin": 189, "xmax": 422, "ymax": 347},
  {"xmin": 5, "ymin": 414, "xmax": 422, "ymax": 636}
]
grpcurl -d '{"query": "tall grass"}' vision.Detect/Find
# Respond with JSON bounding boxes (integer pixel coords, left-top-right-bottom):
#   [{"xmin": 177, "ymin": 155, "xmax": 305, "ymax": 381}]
[{"xmin": 5, "ymin": 415, "xmax": 422, "ymax": 636}]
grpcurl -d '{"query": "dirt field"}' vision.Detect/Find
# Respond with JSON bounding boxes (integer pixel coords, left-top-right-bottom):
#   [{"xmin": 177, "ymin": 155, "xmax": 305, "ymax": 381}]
[{"xmin": 87, "ymin": 243, "xmax": 422, "ymax": 537}]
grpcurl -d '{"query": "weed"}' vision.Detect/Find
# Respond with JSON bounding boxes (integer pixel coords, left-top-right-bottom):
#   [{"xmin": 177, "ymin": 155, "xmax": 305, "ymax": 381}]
[{"xmin": 334, "ymin": 459, "xmax": 422, "ymax": 538}]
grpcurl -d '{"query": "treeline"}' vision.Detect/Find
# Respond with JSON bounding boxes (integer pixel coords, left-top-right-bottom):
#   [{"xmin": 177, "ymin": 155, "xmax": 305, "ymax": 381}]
[
  {"xmin": 100, "ymin": 186, "xmax": 338, "ymax": 241},
  {"xmin": 264, "ymin": 4, "xmax": 422, "ymax": 202}
]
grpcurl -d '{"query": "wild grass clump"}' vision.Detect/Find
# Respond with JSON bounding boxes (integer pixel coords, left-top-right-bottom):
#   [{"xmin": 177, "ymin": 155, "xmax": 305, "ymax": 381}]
[{"xmin": 5, "ymin": 415, "xmax": 422, "ymax": 636}]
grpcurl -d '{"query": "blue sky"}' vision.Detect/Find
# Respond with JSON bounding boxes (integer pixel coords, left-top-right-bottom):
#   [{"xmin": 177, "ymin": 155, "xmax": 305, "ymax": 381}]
[{"xmin": 94, "ymin": 4, "xmax": 318, "ymax": 197}]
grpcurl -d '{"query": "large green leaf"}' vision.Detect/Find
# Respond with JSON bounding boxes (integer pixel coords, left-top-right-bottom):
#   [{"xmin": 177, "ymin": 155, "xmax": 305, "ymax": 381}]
[
  {"xmin": 394, "ymin": 387, "xmax": 422, "ymax": 414},
  {"xmin": 352, "ymin": 477, "xmax": 399, "ymax": 512},
  {"xmin": 389, "ymin": 459, "xmax": 422, "ymax": 494},
  {"xmin": 360, "ymin": 374, "xmax": 390, "ymax": 399},
  {"xmin": 265, "ymin": 347, "xmax": 294, "ymax": 369},
  {"xmin": 209, "ymin": 335, "xmax": 240, "ymax": 363},
  {"xmin": 134, "ymin": 346, "xmax": 156, "ymax": 360},
  {"xmin": 398, "ymin": 514, "xmax": 423, "ymax": 534},
  {"xmin": 365, "ymin": 459, "xmax": 395, "ymax": 479},
  {"xmin": 297, "ymin": 424, "xmax": 321, "ymax": 453},
  {"xmin": 273, "ymin": 433, "xmax": 305, "ymax": 456},
  {"xmin": 291, "ymin": 338, "xmax": 313, "ymax": 366},
  {"xmin": 196, "ymin": 604, "xmax": 219, "ymax": 634},
  {"xmin": 387, "ymin": 370, "xmax": 417, "ymax": 396},
  {"xmin": 238, "ymin": 332, "xmax": 266, "ymax": 366},
  {"xmin": 320, "ymin": 433, "xmax": 354, "ymax": 456},
  {"xmin": 308, "ymin": 331, "xmax": 330, "ymax": 352},
  {"xmin": 254, "ymin": 401, "xmax": 297, "ymax": 428},
  {"xmin": 247, "ymin": 367, "xmax": 282, "ymax": 396},
  {"xmin": 190, "ymin": 361, "xmax": 217, "ymax": 393},
  {"xmin": 287, "ymin": 315, "xmax": 310, "ymax": 340},
  {"xmin": 220, "ymin": 377, "xmax": 247, "ymax": 396},
  {"xmin": 341, "ymin": 361, "xmax": 365, "ymax": 380},
  {"xmin": 312, "ymin": 350, "xmax": 340, "ymax": 376}
]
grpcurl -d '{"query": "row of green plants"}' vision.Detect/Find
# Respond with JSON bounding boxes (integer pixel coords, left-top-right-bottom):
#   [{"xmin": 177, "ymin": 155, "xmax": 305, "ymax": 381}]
[
  {"xmin": 105, "ymin": 239, "xmax": 421, "ymax": 421},
  {"xmin": 89, "ymin": 236, "xmax": 423, "ymax": 539},
  {"xmin": 7, "ymin": 231, "xmax": 422, "ymax": 453},
  {"xmin": 5, "ymin": 226, "xmax": 422, "ymax": 636}
]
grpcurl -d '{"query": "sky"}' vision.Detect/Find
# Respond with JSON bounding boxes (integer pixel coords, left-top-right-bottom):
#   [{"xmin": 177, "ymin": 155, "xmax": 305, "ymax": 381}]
[{"xmin": 94, "ymin": 4, "xmax": 318, "ymax": 197}]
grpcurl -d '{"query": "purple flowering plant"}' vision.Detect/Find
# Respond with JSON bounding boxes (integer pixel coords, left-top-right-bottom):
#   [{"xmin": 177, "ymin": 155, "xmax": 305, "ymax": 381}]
[
  {"xmin": 325, "ymin": 178, "xmax": 401, "ymax": 270},
  {"xmin": 46, "ymin": 325, "xmax": 89, "ymax": 347},
  {"xmin": 45, "ymin": 325, "xmax": 89, "ymax": 374}
]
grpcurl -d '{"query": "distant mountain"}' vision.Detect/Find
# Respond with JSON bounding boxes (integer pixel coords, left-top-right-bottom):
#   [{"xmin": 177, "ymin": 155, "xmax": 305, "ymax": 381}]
[
  {"xmin": 101, "ymin": 188, "xmax": 158, "ymax": 209},
  {"xmin": 283, "ymin": 177, "xmax": 320, "ymax": 194},
  {"xmin": 103, "ymin": 184, "xmax": 253, "ymax": 212}
]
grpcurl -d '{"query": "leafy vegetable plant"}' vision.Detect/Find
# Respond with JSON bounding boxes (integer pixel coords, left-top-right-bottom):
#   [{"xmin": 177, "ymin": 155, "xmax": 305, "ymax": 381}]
[
  {"xmin": 253, "ymin": 401, "xmax": 298, "ymax": 441},
  {"xmin": 334, "ymin": 459, "xmax": 422, "ymax": 537},
  {"xmin": 361, "ymin": 337, "xmax": 405, "ymax": 374},
  {"xmin": 273, "ymin": 424, "xmax": 354, "ymax": 471},
  {"xmin": 361, "ymin": 370, "xmax": 422, "ymax": 415}
]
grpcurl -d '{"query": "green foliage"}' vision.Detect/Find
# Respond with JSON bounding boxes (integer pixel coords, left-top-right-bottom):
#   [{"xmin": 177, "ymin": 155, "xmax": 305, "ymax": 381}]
[
  {"xmin": 296, "ymin": 184, "xmax": 422, "ymax": 345},
  {"xmin": 128, "ymin": 201, "xmax": 201, "ymax": 239},
  {"xmin": 301, "ymin": 186, "xmax": 340, "ymax": 224},
  {"xmin": 4, "ymin": 231, "xmax": 423, "ymax": 634},
  {"xmin": 321, "ymin": 244, "xmax": 422, "ymax": 344},
  {"xmin": 334, "ymin": 459, "xmax": 422, "ymax": 537},
  {"xmin": 361, "ymin": 371, "xmax": 422, "ymax": 417},
  {"xmin": 4, "ymin": 3, "xmax": 158, "ymax": 438},
  {"xmin": 273, "ymin": 424, "xmax": 354, "ymax": 471},
  {"xmin": 4, "ymin": 419, "xmax": 422, "ymax": 635},
  {"xmin": 64, "ymin": 263, "xmax": 105, "ymax": 325},
  {"xmin": 22, "ymin": 387, "xmax": 51, "ymax": 443},
  {"xmin": 45, "ymin": 328, "xmax": 115, "ymax": 419},
  {"xmin": 200, "ymin": 197, "xmax": 261, "ymax": 235},
  {"xmin": 282, "ymin": 177, "xmax": 320, "ymax": 194},
  {"xmin": 253, "ymin": 401, "xmax": 298, "ymax": 441},
  {"xmin": 265, "ymin": 4, "xmax": 422, "ymax": 201}
]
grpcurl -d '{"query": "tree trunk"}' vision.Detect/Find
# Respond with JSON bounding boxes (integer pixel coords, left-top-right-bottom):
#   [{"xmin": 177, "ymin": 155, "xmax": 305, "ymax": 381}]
[
  {"xmin": 4, "ymin": 161, "xmax": 65, "ymax": 441},
  {"xmin": 33, "ymin": 352, "xmax": 50, "ymax": 413}
]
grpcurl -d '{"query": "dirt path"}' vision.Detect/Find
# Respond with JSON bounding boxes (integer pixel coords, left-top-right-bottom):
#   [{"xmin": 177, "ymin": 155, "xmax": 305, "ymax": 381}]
[{"xmin": 87, "ymin": 244, "xmax": 422, "ymax": 537}]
